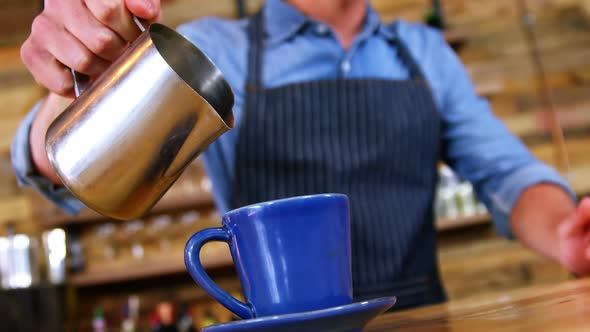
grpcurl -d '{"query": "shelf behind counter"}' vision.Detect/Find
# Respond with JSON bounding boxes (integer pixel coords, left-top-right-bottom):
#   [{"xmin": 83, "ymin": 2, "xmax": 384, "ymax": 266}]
[
  {"xmin": 66, "ymin": 212, "xmax": 492, "ymax": 287},
  {"xmin": 69, "ymin": 244, "xmax": 233, "ymax": 287},
  {"xmin": 34, "ymin": 172, "xmax": 590, "ymax": 288},
  {"xmin": 32, "ymin": 192, "xmax": 215, "ymax": 229}
]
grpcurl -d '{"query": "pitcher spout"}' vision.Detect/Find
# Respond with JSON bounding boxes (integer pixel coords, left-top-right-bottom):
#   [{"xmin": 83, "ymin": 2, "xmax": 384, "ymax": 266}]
[
  {"xmin": 150, "ymin": 23, "xmax": 235, "ymax": 130},
  {"xmin": 221, "ymin": 108, "xmax": 235, "ymax": 129}
]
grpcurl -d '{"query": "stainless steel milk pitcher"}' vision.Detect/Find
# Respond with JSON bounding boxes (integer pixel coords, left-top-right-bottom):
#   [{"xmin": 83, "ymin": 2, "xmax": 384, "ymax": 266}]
[{"xmin": 45, "ymin": 19, "xmax": 234, "ymax": 220}]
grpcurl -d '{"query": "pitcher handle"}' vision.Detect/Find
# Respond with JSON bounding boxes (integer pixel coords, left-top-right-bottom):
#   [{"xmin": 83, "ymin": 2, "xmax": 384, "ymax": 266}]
[
  {"xmin": 71, "ymin": 16, "xmax": 147, "ymax": 97},
  {"xmin": 184, "ymin": 227, "xmax": 255, "ymax": 319}
]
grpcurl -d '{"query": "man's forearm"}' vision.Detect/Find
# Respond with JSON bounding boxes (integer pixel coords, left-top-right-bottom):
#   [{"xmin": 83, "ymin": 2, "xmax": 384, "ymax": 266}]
[
  {"xmin": 510, "ymin": 183, "xmax": 576, "ymax": 264},
  {"xmin": 29, "ymin": 93, "xmax": 73, "ymax": 185}
]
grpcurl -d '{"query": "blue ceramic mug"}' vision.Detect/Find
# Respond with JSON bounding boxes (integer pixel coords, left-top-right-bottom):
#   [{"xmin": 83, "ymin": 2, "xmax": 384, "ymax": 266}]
[{"xmin": 184, "ymin": 194, "xmax": 352, "ymax": 319}]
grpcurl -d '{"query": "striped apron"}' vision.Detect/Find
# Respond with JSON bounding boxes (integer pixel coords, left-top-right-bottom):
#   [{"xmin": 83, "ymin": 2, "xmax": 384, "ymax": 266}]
[{"xmin": 232, "ymin": 11, "xmax": 445, "ymax": 310}]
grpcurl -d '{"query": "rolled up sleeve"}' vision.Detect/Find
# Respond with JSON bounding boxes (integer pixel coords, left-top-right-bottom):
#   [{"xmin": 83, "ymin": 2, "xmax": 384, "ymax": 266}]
[
  {"xmin": 424, "ymin": 31, "xmax": 576, "ymax": 238},
  {"xmin": 10, "ymin": 102, "xmax": 85, "ymax": 215},
  {"xmin": 488, "ymin": 163, "xmax": 575, "ymax": 237}
]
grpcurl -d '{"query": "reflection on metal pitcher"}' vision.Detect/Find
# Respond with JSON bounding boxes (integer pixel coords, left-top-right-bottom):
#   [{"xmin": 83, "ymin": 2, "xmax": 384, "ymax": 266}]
[{"xmin": 45, "ymin": 22, "xmax": 234, "ymax": 220}]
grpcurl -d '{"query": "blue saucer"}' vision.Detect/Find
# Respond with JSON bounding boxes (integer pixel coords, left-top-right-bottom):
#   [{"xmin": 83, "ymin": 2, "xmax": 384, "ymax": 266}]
[{"xmin": 202, "ymin": 297, "xmax": 396, "ymax": 332}]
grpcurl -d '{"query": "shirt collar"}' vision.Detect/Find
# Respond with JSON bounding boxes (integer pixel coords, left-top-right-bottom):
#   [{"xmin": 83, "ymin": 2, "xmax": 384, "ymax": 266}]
[
  {"xmin": 264, "ymin": 0, "xmax": 308, "ymax": 45},
  {"xmin": 378, "ymin": 19, "xmax": 399, "ymax": 42},
  {"xmin": 264, "ymin": 0, "xmax": 385, "ymax": 45}
]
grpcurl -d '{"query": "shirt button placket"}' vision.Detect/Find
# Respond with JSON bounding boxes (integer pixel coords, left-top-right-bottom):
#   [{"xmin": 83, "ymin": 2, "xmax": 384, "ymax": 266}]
[
  {"xmin": 341, "ymin": 60, "xmax": 351, "ymax": 75},
  {"xmin": 316, "ymin": 24, "xmax": 329, "ymax": 35}
]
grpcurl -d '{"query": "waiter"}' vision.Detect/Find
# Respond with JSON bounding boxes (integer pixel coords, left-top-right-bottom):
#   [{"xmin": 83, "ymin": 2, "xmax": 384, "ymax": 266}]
[{"xmin": 12, "ymin": 0, "xmax": 590, "ymax": 310}]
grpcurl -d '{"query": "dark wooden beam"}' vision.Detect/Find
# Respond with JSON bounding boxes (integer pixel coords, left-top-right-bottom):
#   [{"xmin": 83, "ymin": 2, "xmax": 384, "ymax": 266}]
[{"xmin": 235, "ymin": 0, "xmax": 247, "ymax": 18}]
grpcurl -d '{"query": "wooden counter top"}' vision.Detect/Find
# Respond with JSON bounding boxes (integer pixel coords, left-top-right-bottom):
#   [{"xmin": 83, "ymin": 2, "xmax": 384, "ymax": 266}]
[{"xmin": 367, "ymin": 277, "xmax": 590, "ymax": 332}]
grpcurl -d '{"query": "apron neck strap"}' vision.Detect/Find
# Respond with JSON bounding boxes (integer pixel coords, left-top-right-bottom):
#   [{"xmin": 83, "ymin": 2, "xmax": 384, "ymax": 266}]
[
  {"xmin": 382, "ymin": 22, "xmax": 428, "ymax": 81},
  {"xmin": 246, "ymin": 10, "xmax": 265, "ymax": 91}
]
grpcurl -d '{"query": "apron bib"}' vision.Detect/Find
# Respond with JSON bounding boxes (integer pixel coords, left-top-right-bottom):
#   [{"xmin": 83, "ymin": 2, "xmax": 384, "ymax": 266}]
[{"xmin": 232, "ymin": 11, "xmax": 445, "ymax": 310}]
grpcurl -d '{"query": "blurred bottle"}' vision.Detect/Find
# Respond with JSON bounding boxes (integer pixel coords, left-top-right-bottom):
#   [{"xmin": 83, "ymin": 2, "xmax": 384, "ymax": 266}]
[
  {"xmin": 436, "ymin": 165, "xmax": 460, "ymax": 219},
  {"xmin": 435, "ymin": 165, "xmax": 487, "ymax": 220},
  {"xmin": 122, "ymin": 295, "xmax": 140, "ymax": 332},
  {"xmin": 96, "ymin": 223, "xmax": 117, "ymax": 261},
  {"xmin": 0, "ymin": 225, "xmax": 41, "ymax": 289},
  {"xmin": 155, "ymin": 301, "xmax": 179, "ymax": 332},
  {"xmin": 177, "ymin": 303, "xmax": 196, "ymax": 332},
  {"xmin": 122, "ymin": 306, "xmax": 134, "ymax": 332},
  {"xmin": 147, "ymin": 215, "xmax": 173, "ymax": 255},
  {"xmin": 92, "ymin": 307, "xmax": 107, "ymax": 332},
  {"xmin": 66, "ymin": 230, "xmax": 85, "ymax": 273},
  {"xmin": 201, "ymin": 311, "xmax": 218, "ymax": 329},
  {"xmin": 149, "ymin": 310, "xmax": 160, "ymax": 332},
  {"xmin": 121, "ymin": 220, "xmax": 146, "ymax": 262},
  {"xmin": 425, "ymin": 0, "xmax": 446, "ymax": 30},
  {"xmin": 456, "ymin": 181, "xmax": 477, "ymax": 217},
  {"xmin": 42, "ymin": 228, "xmax": 67, "ymax": 285}
]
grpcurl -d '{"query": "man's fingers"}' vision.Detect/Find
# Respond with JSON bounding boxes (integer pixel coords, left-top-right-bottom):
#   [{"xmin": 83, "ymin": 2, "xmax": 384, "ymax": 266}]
[
  {"xmin": 560, "ymin": 198, "xmax": 590, "ymax": 238},
  {"xmin": 85, "ymin": 0, "xmax": 143, "ymax": 42},
  {"xmin": 125, "ymin": 0, "xmax": 161, "ymax": 21},
  {"xmin": 21, "ymin": 39, "xmax": 74, "ymax": 96},
  {"xmin": 32, "ymin": 15, "xmax": 110, "ymax": 76},
  {"xmin": 64, "ymin": 1, "xmax": 127, "ymax": 61},
  {"xmin": 578, "ymin": 197, "xmax": 590, "ymax": 222}
]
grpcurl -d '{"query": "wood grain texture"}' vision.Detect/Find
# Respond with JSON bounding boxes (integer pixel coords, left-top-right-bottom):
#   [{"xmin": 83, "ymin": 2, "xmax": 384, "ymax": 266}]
[
  {"xmin": 437, "ymin": 223, "xmax": 571, "ymax": 301},
  {"xmin": 0, "ymin": 47, "xmax": 36, "ymax": 87},
  {"xmin": 366, "ymin": 277, "xmax": 590, "ymax": 332},
  {"xmin": 0, "ymin": 2, "xmax": 588, "ymax": 308},
  {"xmin": 0, "ymin": 196, "xmax": 30, "ymax": 225},
  {"xmin": 0, "ymin": 0, "xmax": 40, "ymax": 46}
]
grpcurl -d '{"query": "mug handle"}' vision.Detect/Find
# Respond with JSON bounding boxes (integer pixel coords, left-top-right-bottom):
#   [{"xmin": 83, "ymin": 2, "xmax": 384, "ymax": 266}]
[
  {"xmin": 71, "ymin": 16, "xmax": 147, "ymax": 97},
  {"xmin": 184, "ymin": 227, "xmax": 255, "ymax": 319}
]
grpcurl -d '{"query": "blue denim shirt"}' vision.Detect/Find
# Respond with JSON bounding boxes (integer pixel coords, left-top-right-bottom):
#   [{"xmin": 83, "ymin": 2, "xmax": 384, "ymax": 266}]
[{"xmin": 11, "ymin": 0, "xmax": 574, "ymax": 237}]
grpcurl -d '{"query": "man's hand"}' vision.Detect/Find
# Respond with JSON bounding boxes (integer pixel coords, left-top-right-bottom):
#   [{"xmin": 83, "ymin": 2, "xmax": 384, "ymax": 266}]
[
  {"xmin": 20, "ymin": 0, "xmax": 162, "ymax": 184},
  {"xmin": 557, "ymin": 198, "xmax": 590, "ymax": 276},
  {"xmin": 511, "ymin": 184, "xmax": 590, "ymax": 277},
  {"xmin": 20, "ymin": 0, "xmax": 162, "ymax": 96}
]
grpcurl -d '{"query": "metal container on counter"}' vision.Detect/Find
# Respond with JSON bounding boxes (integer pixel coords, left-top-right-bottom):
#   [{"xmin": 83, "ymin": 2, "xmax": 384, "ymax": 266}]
[{"xmin": 0, "ymin": 234, "xmax": 40, "ymax": 289}]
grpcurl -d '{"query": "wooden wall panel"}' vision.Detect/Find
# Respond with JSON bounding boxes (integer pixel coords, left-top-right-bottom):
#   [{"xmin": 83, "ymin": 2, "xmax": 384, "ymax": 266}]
[
  {"xmin": 0, "ymin": 0, "xmax": 586, "ymax": 310},
  {"xmin": 161, "ymin": 0, "xmax": 237, "ymax": 27},
  {"xmin": 0, "ymin": 0, "xmax": 40, "ymax": 46},
  {"xmin": 0, "ymin": 2, "xmax": 588, "ymax": 213}
]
